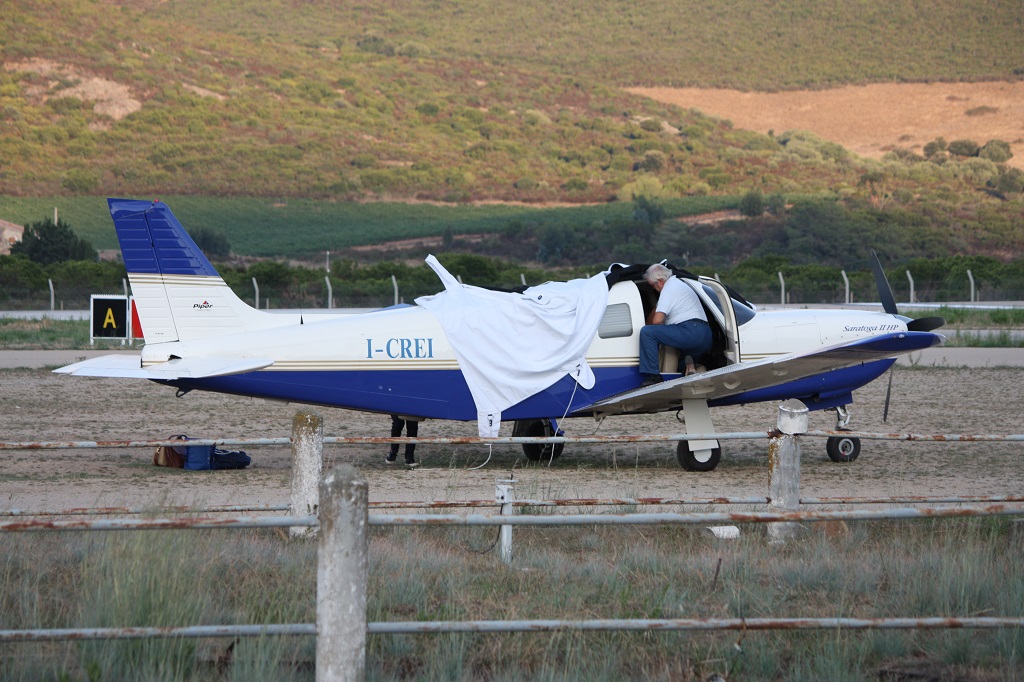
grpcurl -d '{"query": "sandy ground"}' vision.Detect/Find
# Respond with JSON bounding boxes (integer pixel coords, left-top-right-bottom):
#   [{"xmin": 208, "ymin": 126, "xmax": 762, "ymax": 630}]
[
  {"xmin": 629, "ymin": 82, "xmax": 1024, "ymax": 169},
  {"xmin": 2, "ymin": 355, "xmax": 1022, "ymax": 514}
]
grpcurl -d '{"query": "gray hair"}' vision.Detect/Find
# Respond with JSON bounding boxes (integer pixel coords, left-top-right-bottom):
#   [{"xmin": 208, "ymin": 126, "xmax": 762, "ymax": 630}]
[{"xmin": 643, "ymin": 263, "xmax": 671, "ymax": 285}]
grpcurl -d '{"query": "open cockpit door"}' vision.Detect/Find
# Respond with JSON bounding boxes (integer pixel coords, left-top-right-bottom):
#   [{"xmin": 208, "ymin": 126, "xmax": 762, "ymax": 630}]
[{"xmin": 697, "ymin": 276, "xmax": 741, "ymax": 365}]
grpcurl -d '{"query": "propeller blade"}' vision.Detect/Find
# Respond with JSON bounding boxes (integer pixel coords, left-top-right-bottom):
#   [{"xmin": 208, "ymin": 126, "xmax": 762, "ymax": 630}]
[
  {"xmin": 870, "ymin": 250, "xmax": 899, "ymax": 315},
  {"xmin": 882, "ymin": 365, "xmax": 895, "ymax": 423},
  {"xmin": 907, "ymin": 316, "xmax": 945, "ymax": 332}
]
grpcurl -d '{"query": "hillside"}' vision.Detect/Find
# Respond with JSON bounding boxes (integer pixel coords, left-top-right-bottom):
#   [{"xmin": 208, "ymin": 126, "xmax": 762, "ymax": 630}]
[{"xmin": 0, "ymin": 0, "xmax": 1022, "ymax": 263}]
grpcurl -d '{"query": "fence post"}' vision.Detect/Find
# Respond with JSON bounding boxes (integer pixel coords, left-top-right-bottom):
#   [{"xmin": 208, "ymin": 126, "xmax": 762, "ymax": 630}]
[
  {"xmin": 777, "ymin": 271, "xmax": 785, "ymax": 305},
  {"xmin": 767, "ymin": 399, "xmax": 807, "ymax": 544},
  {"xmin": 291, "ymin": 412, "xmax": 323, "ymax": 538},
  {"xmin": 317, "ymin": 464, "xmax": 368, "ymax": 682},
  {"xmin": 495, "ymin": 478, "xmax": 516, "ymax": 564},
  {"xmin": 967, "ymin": 269, "xmax": 975, "ymax": 303}
]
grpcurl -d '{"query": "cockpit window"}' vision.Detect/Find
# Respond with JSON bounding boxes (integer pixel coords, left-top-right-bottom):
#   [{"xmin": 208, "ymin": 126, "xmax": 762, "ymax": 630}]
[
  {"xmin": 597, "ymin": 303, "xmax": 633, "ymax": 338},
  {"xmin": 701, "ymin": 284, "xmax": 756, "ymax": 326}
]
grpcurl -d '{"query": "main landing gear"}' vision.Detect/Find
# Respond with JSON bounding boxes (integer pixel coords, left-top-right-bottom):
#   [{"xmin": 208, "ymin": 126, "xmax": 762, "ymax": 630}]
[
  {"xmin": 513, "ymin": 419, "xmax": 564, "ymax": 462},
  {"xmin": 826, "ymin": 405, "xmax": 861, "ymax": 463}
]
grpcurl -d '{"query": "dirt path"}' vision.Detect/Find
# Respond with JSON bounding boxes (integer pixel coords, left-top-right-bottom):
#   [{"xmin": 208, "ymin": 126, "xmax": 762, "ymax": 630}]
[
  {"xmin": 2, "ymin": 365, "xmax": 1021, "ymax": 513},
  {"xmin": 629, "ymin": 82, "xmax": 1024, "ymax": 169}
]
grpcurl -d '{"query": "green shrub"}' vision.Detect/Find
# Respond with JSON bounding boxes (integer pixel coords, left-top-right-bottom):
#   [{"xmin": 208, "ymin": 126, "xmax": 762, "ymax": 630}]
[
  {"xmin": 639, "ymin": 118, "xmax": 662, "ymax": 133},
  {"xmin": 993, "ymin": 168, "xmax": 1024, "ymax": 194},
  {"xmin": 923, "ymin": 137, "xmax": 947, "ymax": 157},
  {"xmin": 636, "ymin": 150, "xmax": 666, "ymax": 172},
  {"xmin": 563, "ymin": 177, "xmax": 589, "ymax": 192},
  {"xmin": 947, "ymin": 139, "xmax": 980, "ymax": 157},
  {"xmin": 739, "ymin": 189, "xmax": 766, "ymax": 217},
  {"xmin": 351, "ymin": 153, "xmax": 378, "ymax": 169},
  {"xmin": 979, "ymin": 139, "xmax": 1012, "ymax": 163}
]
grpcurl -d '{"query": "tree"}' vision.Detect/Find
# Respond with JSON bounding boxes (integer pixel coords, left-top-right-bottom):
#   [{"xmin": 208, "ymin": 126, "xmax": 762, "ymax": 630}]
[
  {"xmin": 191, "ymin": 227, "xmax": 231, "ymax": 259},
  {"xmin": 979, "ymin": 139, "xmax": 1012, "ymax": 163},
  {"xmin": 11, "ymin": 218, "xmax": 96, "ymax": 265},
  {"xmin": 739, "ymin": 189, "xmax": 765, "ymax": 217},
  {"xmin": 631, "ymin": 194, "xmax": 664, "ymax": 226}
]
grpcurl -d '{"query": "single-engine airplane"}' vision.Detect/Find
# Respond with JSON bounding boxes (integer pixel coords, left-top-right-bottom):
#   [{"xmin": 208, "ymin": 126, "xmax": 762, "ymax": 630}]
[{"xmin": 56, "ymin": 199, "xmax": 946, "ymax": 471}]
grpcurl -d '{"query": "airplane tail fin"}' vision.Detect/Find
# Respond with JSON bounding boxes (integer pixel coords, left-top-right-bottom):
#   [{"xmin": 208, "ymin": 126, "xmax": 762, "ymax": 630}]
[{"xmin": 109, "ymin": 198, "xmax": 281, "ymax": 344}]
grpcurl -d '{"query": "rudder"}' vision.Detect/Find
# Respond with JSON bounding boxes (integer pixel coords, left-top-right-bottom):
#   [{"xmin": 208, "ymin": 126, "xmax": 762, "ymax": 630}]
[{"xmin": 108, "ymin": 198, "xmax": 278, "ymax": 344}]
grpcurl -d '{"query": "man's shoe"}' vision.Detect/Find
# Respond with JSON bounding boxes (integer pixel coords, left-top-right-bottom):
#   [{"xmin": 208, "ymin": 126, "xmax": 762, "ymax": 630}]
[
  {"xmin": 640, "ymin": 374, "xmax": 663, "ymax": 387},
  {"xmin": 405, "ymin": 461, "xmax": 419, "ymax": 470},
  {"xmin": 385, "ymin": 454, "xmax": 397, "ymax": 464},
  {"xmin": 684, "ymin": 355, "xmax": 696, "ymax": 376}
]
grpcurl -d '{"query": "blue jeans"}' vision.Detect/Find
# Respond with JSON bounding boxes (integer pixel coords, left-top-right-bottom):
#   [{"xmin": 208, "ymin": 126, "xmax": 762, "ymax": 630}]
[{"xmin": 639, "ymin": 320, "xmax": 713, "ymax": 375}]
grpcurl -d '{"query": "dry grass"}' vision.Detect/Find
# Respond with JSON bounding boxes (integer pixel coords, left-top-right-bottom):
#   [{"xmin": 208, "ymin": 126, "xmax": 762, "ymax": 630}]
[{"xmin": 2, "ymin": 519, "xmax": 1022, "ymax": 680}]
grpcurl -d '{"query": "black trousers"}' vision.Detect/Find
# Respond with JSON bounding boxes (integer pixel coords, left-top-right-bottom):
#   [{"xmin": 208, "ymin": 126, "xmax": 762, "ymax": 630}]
[{"xmin": 389, "ymin": 415, "xmax": 418, "ymax": 462}]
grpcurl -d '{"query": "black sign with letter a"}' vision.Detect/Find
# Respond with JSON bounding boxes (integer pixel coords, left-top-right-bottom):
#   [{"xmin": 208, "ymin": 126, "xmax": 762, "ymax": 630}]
[{"xmin": 90, "ymin": 295, "xmax": 129, "ymax": 340}]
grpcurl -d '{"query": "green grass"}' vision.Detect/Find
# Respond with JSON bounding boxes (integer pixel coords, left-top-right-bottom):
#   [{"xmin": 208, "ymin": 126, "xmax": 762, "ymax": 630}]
[
  {"xmin": 2, "ymin": 519, "xmax": 1022, "ymax": 680},
  {"xmin": 0, "ymin": 195, "xmax": 736, "ymax": 256}
]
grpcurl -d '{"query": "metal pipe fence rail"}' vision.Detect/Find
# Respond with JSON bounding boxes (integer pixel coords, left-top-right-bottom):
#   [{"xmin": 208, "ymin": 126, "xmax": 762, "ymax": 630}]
[
  {"xmin": 6, "ymin": 618, "xmax": 1024, "ymax": 644},
  {"xmin": 2, "ymin": 428, "xmax": 1023, "ymax": 451},
  {"xmin": 5, "ymin": 494, "xmax": 1024, "ymax": 519},
  {"xmin": 4, "ymin": 503, "xmax": 1024, "ymax": 534}
]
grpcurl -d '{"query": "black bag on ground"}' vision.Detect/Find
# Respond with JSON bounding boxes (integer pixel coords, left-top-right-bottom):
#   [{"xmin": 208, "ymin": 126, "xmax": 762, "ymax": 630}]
[{"xmin": 211, "ymin": 448, "xmax": 251, "ymax": 470}]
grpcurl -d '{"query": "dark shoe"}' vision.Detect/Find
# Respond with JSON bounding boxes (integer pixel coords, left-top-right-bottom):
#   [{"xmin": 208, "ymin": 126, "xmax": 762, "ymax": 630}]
[
  {"xmin": 640, "ymin": 374, "xmax": 663, "ymax": 387},
  {"xmin": 405, "ymin": 461, "xmax": 419, "ymax": 470},
  {"xmin": 385, "ymin": 454, "xmax": 397, "ymax": 464}
]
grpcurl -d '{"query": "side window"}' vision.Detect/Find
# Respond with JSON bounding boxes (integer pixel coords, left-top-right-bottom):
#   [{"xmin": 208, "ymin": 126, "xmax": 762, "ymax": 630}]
[
  {"xmin": 598, "ymin": 303, "xmax": 633, "ymax": 339},
  {"xmin": 701, "ymin": 283, "xmax": 755, "ymax": 325}
]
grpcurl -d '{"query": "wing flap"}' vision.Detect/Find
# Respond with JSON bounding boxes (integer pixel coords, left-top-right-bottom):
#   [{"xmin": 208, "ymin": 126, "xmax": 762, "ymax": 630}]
[
  {"xmin": 586, "ymin": 331, "xmax": 944, "ymax": 415},
  {"xmin": 54, "ymin": 355, "xmax": 273, "ymax": 379}
]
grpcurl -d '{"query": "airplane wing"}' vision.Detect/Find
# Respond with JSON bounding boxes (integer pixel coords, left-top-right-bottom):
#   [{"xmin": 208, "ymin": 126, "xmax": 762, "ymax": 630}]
[
  {"xmin": 53, "ymin": 354, "xmax": 274, "ymax": 379},
  {"xmin": 583, "ymin": 331, "xmax": 944, "ymax": 416}
]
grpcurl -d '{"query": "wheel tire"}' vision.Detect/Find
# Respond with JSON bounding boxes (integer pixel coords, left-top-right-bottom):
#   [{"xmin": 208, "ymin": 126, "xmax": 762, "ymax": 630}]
[
  {"xmin": 826, "ymin": 434, "xmax": 861, "ymax": 463},
  {"xmin": 519, "ymin": 420, "xmax": 563, "ymax": 462},
  {"xmin": 676, "ymin": 440, "xmax": 721, "ymax": 472}
]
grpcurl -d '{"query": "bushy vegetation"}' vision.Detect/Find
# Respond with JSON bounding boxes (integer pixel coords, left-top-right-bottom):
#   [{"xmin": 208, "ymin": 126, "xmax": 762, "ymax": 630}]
[
  {"xmin": 1, "ymin": 1, "xmax": 1022, "ymax": 278},
  {"xmin": 10, "ymin": 217, "xmax": 96, "ymax": 265},
  {"xmin": 2, "ymin": 519, "xmax": 1022, "ymax": 680}
]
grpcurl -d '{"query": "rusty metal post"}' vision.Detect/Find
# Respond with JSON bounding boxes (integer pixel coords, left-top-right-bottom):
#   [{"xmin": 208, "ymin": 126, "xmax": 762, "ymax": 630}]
[
  {"xmin": 317, "ymin": 464, "xmax": 368, "ymax": 682},
  {"xmin": 496, "ymin": 478, "xmax": 515, "ymax": 564},
  {"xmin": 291, "ymin": 412, "xmax": 323, "ymax": 538},
  {"xmin": 768, "ymin": 400, "xmax": 807, "ymax": 544}
]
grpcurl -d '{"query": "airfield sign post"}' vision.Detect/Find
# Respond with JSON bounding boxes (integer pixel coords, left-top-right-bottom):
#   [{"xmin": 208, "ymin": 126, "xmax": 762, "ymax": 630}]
[{"xmin": 89, "ymin": 295, "xmax": 130, "ymax": 346}]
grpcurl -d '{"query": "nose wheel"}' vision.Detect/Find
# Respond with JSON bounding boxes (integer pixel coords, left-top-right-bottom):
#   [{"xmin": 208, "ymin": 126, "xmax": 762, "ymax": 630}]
[
  {"xmin": 826, "ymin": 406, "xmax": 860, "ymax": 462},
  {"xmin": 826, "ymin": 433, "xmax": 861, "ymax": 462}
]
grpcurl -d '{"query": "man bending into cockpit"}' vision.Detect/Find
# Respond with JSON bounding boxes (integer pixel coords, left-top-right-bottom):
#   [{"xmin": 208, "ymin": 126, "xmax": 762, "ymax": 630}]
[{"xmin": 638, "ymin": 263, "xmax": 712, "ymax": 386}]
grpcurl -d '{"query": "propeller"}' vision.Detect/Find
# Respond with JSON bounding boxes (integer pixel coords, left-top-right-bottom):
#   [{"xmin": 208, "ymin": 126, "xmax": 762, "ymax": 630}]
[{"xmin": 869, "ymin": 250, "xmax": 946, "ymax": 421}]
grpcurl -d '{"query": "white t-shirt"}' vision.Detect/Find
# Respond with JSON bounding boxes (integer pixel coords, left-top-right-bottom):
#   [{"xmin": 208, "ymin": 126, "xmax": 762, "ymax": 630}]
[{"xmin": 656, "ymin": 276, "xmax": 707, "ymax": 325}]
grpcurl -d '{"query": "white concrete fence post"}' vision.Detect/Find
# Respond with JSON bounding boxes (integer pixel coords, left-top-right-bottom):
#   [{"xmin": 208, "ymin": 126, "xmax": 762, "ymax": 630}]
[
  {"xmin": 768, "ymin": 399, "xmax": 808, "ymax": 544},
  {"xmin": 317, "ymin": 464, "xmax": 369, "ymax": 682},
  {"xmin": 496, "ymin": 478, "xmax": 516, "ymax": 564},
  {"xmin": 291, "ymin": 412, "xmax": 324, "ymax": 538}
]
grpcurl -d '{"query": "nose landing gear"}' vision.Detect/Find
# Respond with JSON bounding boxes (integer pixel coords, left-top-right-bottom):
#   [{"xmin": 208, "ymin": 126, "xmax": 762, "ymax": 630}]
[{"xmin": 826, "ymin": 405, "xmax": 861, "ymax": 463}]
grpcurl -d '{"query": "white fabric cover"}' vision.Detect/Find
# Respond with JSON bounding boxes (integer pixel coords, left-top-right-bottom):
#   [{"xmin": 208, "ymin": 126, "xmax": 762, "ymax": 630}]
[{"xmin": 416, "ymin": 255, "xmax": 609, "ymax": 437}]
